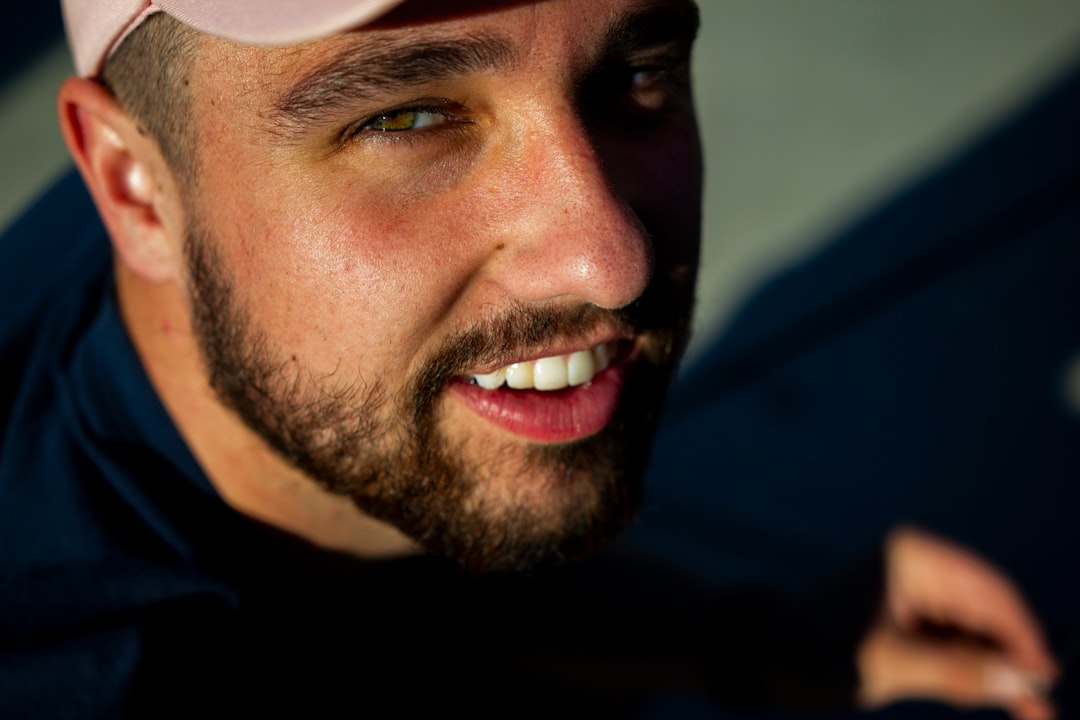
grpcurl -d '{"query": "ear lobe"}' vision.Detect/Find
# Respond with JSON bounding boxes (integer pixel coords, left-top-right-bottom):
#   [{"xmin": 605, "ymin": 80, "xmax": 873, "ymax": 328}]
[{"xmin": 58, "ymin": 77, "xmax": 184, "ymax": 284}]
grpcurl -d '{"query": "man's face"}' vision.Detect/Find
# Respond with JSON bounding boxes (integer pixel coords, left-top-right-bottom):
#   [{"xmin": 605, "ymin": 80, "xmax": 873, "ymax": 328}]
[{"xmin": 180, "ymin": 0, "xmax": 702, "ymax": 571}]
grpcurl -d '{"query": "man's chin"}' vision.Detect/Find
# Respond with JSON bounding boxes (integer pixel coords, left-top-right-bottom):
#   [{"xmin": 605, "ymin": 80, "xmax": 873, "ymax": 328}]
[{"xmin": 349, "ymin": 410, "xmax": 648, "ymax": 575}]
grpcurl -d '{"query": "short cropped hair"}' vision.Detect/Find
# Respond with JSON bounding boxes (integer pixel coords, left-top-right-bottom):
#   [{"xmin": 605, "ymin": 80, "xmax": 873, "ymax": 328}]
[{"xmin": 99, "ymin": 12, "xmax": 200, "ymax": 185}]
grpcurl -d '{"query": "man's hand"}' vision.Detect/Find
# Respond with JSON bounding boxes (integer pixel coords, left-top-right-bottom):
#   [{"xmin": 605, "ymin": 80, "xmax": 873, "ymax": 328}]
[{"xmin": 858, "ymin": 526, "xmax": 1059, "ymax": 720}]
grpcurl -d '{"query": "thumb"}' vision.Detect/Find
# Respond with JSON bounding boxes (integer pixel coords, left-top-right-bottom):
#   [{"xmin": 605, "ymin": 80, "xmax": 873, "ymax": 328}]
[{"xmin": 859, "ymin": 622, "xmax": 1056, "ymax": 720}]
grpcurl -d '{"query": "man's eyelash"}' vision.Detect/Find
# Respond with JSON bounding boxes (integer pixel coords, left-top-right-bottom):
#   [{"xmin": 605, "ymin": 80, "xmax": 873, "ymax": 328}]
[
  {"xmin": 339, "ymin": 100, "xmax": 469, "ymax": 144},
  {"xmin": 630, "ymin": 49, "xmax": 692, "ymax": 83}
]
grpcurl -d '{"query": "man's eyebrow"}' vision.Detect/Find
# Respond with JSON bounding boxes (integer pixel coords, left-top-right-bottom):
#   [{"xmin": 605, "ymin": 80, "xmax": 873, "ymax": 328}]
[
  {"xmin": 270, "ymin": 32, "xmax": 516, "ymax": 133},
  {"xmin": 601, "ymin": 1, "xmax": 701, "ymax": 58}
]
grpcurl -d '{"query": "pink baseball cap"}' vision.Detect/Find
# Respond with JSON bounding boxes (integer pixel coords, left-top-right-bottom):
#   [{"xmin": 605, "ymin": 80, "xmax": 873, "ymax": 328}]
[{"xmin": 62, "ymin": 0, "xmax": 409, "ymax": 77}]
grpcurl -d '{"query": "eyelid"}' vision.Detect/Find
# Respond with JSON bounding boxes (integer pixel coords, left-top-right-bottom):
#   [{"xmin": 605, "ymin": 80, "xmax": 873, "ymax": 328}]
[
  {"xmin": 340, "ymin": 98, "xmax": 470, "ymax": 144},
  {"xmin": 630, "ymin": 44, "xmax": 692, "ymax": 76}
]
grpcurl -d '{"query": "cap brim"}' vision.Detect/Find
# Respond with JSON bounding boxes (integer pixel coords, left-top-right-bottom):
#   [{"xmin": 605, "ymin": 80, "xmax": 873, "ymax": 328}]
[
  {"xmin": 64, "ymin": 0, "xmax": 409, "ymax": 76},
  {"xmin": 155, "ymin": 0, "xmax": 408, "ymax": 45}
]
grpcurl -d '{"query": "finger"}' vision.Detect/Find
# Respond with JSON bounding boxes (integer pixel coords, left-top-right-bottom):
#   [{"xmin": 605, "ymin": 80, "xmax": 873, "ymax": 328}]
[
  {"xmin": 887, "ymin": 527, "xmax": 1058, "ymax": 675},
  {"xmin": 859, "ymin": 624, "xmax": 1056, "ymax": 720}
]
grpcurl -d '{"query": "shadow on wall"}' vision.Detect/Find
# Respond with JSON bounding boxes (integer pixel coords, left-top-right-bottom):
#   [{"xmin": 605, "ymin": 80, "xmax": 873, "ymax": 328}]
[{"xmin": 627, "ymin": 49, "xmax": 1080, "ymax": 694}]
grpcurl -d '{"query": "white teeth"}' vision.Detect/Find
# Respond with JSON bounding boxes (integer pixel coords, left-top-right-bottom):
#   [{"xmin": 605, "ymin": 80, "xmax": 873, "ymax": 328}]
[
  {"xmin": 505, "ymin": 362, "xmax": 534, "ymax": 389},
  {"xmin": 594, "ymin": 343, "xmax": 610, "ymax": 371},
  {"xmin": 468, "ymin": 343, "xmax": 616, "ymax": 392},
  {"xmin": 533, "ymin": 356, "xmax": 569, "ymax": 391},
  {"xmin": 472, "ymin": 367, "xmax": 506, "ymax": 390},
  {"xmin": 567, "ymin": 350, "xmax": 595, "ymax": 387}
]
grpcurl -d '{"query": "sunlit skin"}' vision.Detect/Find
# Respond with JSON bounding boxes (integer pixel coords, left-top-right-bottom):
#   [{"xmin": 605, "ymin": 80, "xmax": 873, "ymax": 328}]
[{"xmin": 78, "ymin": 0, "xmax": 702, "ymax": 562}]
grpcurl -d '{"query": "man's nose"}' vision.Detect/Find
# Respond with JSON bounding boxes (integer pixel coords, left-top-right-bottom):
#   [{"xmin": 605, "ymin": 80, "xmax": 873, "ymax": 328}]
[{"xmin": 482, "ymin": 114, "xmax": 653, "ymax": 311}]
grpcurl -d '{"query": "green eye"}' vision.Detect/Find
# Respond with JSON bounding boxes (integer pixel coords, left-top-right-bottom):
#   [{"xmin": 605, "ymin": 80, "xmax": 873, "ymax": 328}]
[{"xmin": 364, "ymin": 108, "xmax": 449, "ymax": 133}]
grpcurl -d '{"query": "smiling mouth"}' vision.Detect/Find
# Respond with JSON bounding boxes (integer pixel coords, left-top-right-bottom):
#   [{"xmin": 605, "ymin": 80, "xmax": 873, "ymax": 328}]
[
  {"xmin": 466, "ymin": 342, "xmax": 617, "ymax": 391},
  {"xmin": 449, "ymin": 340, "xmax": 629, "ymax": 443},
  {"xmin": 449, "ymin": 341, "xmax": 630, "ymax": 442}
]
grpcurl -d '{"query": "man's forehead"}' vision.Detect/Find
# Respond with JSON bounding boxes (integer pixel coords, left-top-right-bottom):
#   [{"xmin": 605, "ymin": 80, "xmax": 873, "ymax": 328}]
[
  {"xmin": 189, "ymin": 4, "xmax": 530, "ymax": 118},
  {"xmin": 214, "ymin": 0, "xmax": 691, "ymax": 63},
  {"xmin": 193, "ymin": 0, "xmax": 698, "ymax": 123},
  {"xmin": 66, "ymin": 0, "xmax": 692, "ymax": 78}
]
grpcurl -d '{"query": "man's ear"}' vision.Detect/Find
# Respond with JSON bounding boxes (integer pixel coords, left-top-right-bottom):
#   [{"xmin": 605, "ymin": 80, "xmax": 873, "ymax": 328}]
[{"xmin": 58, "ymin": 77, "xmax": 185, "ymax": 284}]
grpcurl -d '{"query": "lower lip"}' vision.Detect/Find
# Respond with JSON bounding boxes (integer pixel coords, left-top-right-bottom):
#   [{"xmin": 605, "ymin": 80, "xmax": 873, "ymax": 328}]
[{"xmin": 447, "ymin": 365, "xmax": 625, "ymax": 443}]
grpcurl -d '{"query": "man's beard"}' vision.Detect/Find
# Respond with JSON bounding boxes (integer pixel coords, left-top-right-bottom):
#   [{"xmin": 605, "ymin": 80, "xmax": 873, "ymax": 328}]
[{"xmin": 184, "ymin": 226, "xmax": 691, "ymax": 573}]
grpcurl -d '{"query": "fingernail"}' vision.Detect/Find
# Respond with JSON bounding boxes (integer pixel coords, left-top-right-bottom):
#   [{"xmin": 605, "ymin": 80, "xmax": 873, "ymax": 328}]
[
  {"xmin": 985, "ymin": 662, "xmax": 1054, "ymax": 700},
  {"xmin": 985, "ymin": 662, "xmax": 1027, "ymax": 700}
]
